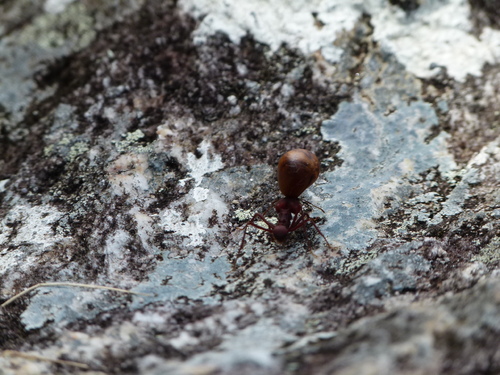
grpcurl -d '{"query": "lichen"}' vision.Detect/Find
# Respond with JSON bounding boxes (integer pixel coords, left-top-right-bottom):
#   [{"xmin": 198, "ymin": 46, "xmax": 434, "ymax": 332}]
[
  {"xmin": 18, "ymin": 3, "xmax": 96, "ymax": 50},
  {"xmin": 472, "ymin": 236, "xmax": 500, "ymax": 265}
]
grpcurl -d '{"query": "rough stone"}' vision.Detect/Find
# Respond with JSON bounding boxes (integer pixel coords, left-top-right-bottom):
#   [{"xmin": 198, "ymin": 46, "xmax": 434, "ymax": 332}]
[{"xmin": 0, "ymin": 0, "xmax": 498, "ymax": 374}]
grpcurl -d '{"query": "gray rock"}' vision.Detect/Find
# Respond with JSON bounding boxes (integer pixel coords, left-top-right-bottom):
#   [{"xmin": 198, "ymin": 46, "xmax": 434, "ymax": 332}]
[{"xmin": 0, "ymin": 1, "xmax": 498, "ymax": 374}]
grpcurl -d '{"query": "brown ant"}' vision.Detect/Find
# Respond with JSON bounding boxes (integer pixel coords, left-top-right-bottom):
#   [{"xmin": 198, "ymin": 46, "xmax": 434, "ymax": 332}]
[{"xmin": 239, "ymin": 149, "xmax": 332, "ymax": 250}]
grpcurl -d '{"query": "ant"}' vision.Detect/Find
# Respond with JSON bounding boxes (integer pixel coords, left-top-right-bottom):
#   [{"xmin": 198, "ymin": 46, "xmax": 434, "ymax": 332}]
[{"xmin": 239, "ymin": 149, "xmax": 332, "ymax": 250}]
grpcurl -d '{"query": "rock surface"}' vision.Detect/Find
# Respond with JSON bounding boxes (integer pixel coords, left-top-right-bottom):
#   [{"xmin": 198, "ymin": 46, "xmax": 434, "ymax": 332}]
[{"xmin": 0, "ymin": 0, "xmax": 499, "ymax": 374}]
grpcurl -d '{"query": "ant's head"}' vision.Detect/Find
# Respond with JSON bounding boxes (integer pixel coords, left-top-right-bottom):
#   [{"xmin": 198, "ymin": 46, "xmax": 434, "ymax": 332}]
[{"xmin": 273, "ymin": 225, "xmax": 288, "ymax": 243}]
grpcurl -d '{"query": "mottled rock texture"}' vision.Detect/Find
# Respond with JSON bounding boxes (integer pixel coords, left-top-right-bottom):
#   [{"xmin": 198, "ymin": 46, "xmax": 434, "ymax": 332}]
[{"xmin": 0, "ymin": 0, "xmax": 499, "ymax": 374}]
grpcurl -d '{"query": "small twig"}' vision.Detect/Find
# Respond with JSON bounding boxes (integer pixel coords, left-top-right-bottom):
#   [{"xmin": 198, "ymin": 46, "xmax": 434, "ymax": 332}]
[
  {"xmin": 1, "ymin": 282, "xmax": 155, "ymax": 308},
  {"xmin": 2, "ymin": 350, "xmax": 89, "ymax": 369}
]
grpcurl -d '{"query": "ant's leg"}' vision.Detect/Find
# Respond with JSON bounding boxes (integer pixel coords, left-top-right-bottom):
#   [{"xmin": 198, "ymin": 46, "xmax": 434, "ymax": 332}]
[
  {"xmin": 289, "ymin": 213, "xmax": 333, "ymax": 249},
  {"xmin": 288, "ymin": 211, "xmax": 304, "ymax": 232},
  {"xmin": 240, "ymin": 213, "xmax": 275, "ymax": 231},
  {"xmin": 288, "ymin": 212, "xmax": 308, "ymax": 232},
  {"xmin": 293, "ymin": 213, "xmax": 317, "ymax": 254},
  {"xmin": 240, "ymin": 198, "xmax": 279, "ymax": 233},
  {"xmin": 239, "ymin": 213, "xmax": 274, "ymax": 250},
  {"xmin": 239, "ymin": 205, "xmax": 275, "ymax": 232},
  {"xmin": 302, "ymin": 200, "xmax": 325, "ymax": 213},
  {"xmin": 304, "ymin": 214, "xmax": 334, "ymax": 249},
  {"xmin": 285, "ymin": 213, "xmax": 318, "ymax": 255}
]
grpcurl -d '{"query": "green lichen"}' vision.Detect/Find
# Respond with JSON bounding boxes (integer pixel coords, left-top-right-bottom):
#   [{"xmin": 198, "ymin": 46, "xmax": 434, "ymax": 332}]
[
  {"xmin": 43, "ymin": 144, "xmax": 54, "ymax": 156},
  {"xmin": 125, "ymin": 129, "xmax": 145, "ymax": 142},
  {"xmin": 44, "ymin": 135, "xmax": 89, "ymax": 161},
  {"xmin": 472, "ymin": 237, "xmax": 500, "ymax": 265},
  {"xmin": 294, "ymin": 126, "xmax": 316, "ymax": 136},
  {"xmin": 68, "ymin": 141, "xmax": 90, "ymax": 162},
  {"xmin": 115, "ymin": 129, "xmax": 153, "ymax": 153},
  {"xmin": 235, "ymin": 209, "xmax": 253, "ymax": 221},
  {"xmin": 17, "ymin": 3, "xmax": 96, "ymax": 50},
  {"xmin": 58, "ymin": 137, "xmax": 72, "ymax": 146}
]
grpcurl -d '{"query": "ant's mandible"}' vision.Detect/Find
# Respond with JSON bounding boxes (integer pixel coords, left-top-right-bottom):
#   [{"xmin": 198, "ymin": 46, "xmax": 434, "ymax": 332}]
[{"xmin": 240, "ymin": 149, "xmax": 332, "ymax": 250}]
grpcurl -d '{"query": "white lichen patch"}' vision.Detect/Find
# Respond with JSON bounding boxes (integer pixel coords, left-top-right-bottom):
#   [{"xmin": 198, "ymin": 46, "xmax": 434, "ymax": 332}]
[
  {"xmin": 130, "ymin": 208, "xmax": 155, "ymax": 250},
  {"xmin": 160, "ymin": 140, "xmax": 227, "ymax": 248},
  {"xmin": 192, "ymin": 187, "xmax": 209, "ymax": 202},
  {"xmin": 132, "ymin": 311, "xmax": 166, "ymax": 326},
  {"xmin": 371, "ymin": 0, "xmax": 500, "ymax": 82},
  {"xmin": 0, "ymin": 179, "xmax": 8, "ymax": 193},
  {"xmin": 0, "ymin": 204, "xmax": 65, "ymax": 248},
  {"xmin": 44, "ymin": 0, "xmax": 77, "ymax": 14},
  {"xmin": 0, "ymin": 204, "xmax": 68, "ymax": 290},
  {"xmin": 430, "ymin": 133, "xmax": 458, "ymax": 178},
  {"xmin": 186, "ymin": 140, "xmax": 224, "ymax": 186},
  {"xmin": 431, "ymin": 138, "xmax": 499, "ymax": 224},
  {"xmin": 107, "ymin": 153, "xmax": 152, "ymax": 197},
  {"xmin": 169, "ymin": 331, "xmax": 200, "ymax": 350},
  {"xmin": 104, "ymin": 229, "xmax": 132, "ymax": 280},
  {"xmin": 162, "ymin": 208, "xmax": 206, "ymax": 247},
  {"xmin": 180, "ymin": 0, "xmax": 360, "ymax": 63},
  {"xmin": 370, "ymin": 179, "xmax": 404, "ymax": 214},
  {"xmin": 181, "ymin": 0, "xmax": 500, "ymax": 82},
  {"xmin": 161, "ymin": 188, "xmax": 228, "ymax": 248}
]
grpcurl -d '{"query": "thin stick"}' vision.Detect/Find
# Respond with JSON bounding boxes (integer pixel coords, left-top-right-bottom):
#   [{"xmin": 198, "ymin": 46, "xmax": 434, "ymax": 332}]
[
  {"xmin": 2, "ymin": 350, "xmax": 89, "ymax": 369},
  {"xmin": 1, "ymin": 282, "xmax": 155, "ymax": 308}
]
